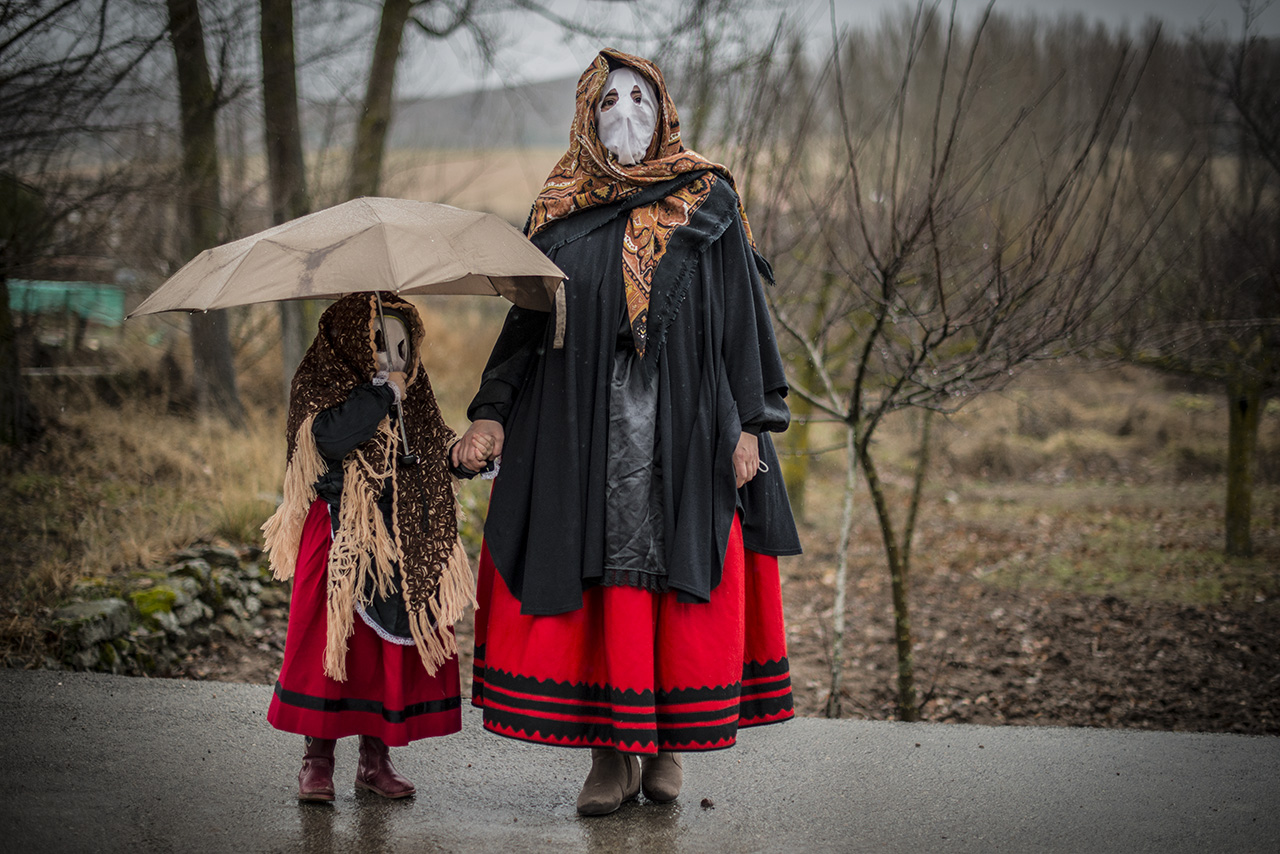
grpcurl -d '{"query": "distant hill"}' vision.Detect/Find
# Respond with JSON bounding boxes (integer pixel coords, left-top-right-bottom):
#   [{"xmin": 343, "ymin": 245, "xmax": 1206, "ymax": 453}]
[
  {"xmin": 390, "ymin": 75, "xmax": 577, "ymax": 149},
  {"xmin": 304, "ymin": 75, "xmax": 578, "ymax": 152}
]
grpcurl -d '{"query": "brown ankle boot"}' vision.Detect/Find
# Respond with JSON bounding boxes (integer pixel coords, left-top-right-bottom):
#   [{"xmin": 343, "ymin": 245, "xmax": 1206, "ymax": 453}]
[
  {"xmin": 641, "ymin": 751, "xmax": 683, "ymax": 803},
  {"xmin": 298, "ymin": 737, "xmax": 336, "ymax": 802},
  {"xmin": 576, "ymin": 748, "xmax": 641, "ymax": 816},
  {"xmin": 355, "ymin": 735, "xmax": 415, "ymax": 799}
]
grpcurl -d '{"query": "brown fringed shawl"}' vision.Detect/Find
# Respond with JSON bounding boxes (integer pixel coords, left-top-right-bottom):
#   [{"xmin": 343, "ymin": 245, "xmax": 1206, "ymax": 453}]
[
  {"xmin": 262, "ymin": 292, "xmax": 473, "ymax": 680},
  {"xmin": 526, "ymin": 48, "xmax": 762, "ymax": 355}
]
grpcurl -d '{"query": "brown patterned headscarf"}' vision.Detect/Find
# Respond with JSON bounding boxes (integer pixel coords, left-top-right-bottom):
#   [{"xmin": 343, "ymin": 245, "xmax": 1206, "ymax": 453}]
[
  {"xmin": 262, "ymin": 292, "xmax": 473, "ymax": 680},
  {"xmin": 527, "ymin": 48, "xmax": 760, "ymax": 355}
]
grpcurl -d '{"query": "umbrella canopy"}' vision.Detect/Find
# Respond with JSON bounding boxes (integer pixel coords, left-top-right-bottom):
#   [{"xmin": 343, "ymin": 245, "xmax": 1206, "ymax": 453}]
[{"xmin": 129, "ymin": 197, "xmax": 565, "ymax": 317}]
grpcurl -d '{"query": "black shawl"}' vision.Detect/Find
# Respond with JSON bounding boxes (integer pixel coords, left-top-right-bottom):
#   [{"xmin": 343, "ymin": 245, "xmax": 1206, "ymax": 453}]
[{"xmin": 472, "ymin": 175, "xmax": 800, "ymax": 615}]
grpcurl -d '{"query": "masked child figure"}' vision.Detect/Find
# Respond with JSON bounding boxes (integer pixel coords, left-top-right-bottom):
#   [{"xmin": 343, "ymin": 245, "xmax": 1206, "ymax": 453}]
[{"xmin": 263, "ymin": 292, "xmax": 474, "ymax": 802}]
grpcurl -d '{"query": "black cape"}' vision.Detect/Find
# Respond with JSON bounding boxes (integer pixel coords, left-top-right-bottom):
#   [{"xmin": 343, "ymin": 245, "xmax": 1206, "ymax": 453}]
[{"xmin": 471, "ymin": 173, "xmax": 801, "ymax": 615}]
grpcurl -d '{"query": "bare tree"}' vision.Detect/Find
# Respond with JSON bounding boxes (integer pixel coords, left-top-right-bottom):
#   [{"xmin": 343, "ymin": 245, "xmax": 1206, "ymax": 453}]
[
  {"xmin": 1117, "ymin": 2, "xmax": 1280, "ymax": 557},
  {"xmin": 346, "ymin": 0, "xmax": 483, "ymax": 199},
  {"xmin": 0, "ymin": 0, "xmax": 168, "ymax": 444},
  {"xmin": 0, "ymin": 175, "xmax": 44, "ymax": 445},
  {"xmin": 167, "ymin": 0, "xmax": 245, "ymax": 425},
  {"xmin": 261, "ymin": 0, "xmax": 315, "ymax": 400},
  {"xmin": 766, "ymin": 1, "xmax": 1182, "ymax": 719},
  {"xmin": 343, "ymin": 0, "xmax": 769, "ymax": 200}
]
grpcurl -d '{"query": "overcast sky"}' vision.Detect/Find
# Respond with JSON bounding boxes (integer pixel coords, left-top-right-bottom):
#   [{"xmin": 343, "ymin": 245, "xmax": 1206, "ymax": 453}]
[{"xmin": 398, "ymin": 0, "xmax": 1279, "ymax": 97}]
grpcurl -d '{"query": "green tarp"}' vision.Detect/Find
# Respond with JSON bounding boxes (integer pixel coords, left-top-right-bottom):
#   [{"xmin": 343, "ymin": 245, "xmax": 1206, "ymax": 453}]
[{"xmin": 8, "ymin": 280, "xmax": 126, "ymax": 327}]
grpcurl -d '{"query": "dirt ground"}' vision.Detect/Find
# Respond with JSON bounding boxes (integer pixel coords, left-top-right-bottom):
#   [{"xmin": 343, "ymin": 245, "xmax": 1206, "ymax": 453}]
[{"xmin": 176, "ymin": 543, "xmax": 1280, "ymax": 736}]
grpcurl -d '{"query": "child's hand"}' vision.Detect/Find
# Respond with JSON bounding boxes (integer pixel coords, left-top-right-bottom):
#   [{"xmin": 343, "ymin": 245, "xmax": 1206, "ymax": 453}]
[
  {"xmin": 386, "ymin": 371, "xmax": 407, "ymax": 398},
  {"xmin": 452, "ymin": 419, "xmax": 504, "ymax": 472}
]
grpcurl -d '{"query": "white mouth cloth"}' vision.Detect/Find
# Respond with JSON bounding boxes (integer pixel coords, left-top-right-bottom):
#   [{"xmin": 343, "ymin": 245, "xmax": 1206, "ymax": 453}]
[{"xmin": 595, "ymin": 67, "xmax": 658, "ymax": 166}]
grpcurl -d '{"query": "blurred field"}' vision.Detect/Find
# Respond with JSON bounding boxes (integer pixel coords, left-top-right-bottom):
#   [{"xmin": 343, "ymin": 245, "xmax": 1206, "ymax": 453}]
[
  {"xmin": 382, "ymin": 147, "xmax": 564, "ymax": 225},
  {"xmin": 2, "ymin": 301, "xmax": 1277, "ymax": 731}
]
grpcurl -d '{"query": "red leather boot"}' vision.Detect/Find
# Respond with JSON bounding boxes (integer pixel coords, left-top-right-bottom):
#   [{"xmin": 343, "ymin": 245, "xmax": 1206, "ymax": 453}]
[
  {"xmin": 356, "ymin": 735, "xmax": 416, "ymax": 798},
  {"xmin": 297, "ymin": 737, "xmax": 336, "ymax": 802}
]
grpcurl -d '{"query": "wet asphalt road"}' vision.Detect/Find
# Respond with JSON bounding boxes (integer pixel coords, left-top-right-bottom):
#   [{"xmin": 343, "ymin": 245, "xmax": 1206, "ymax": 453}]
[{"xmin": 1, "ymin": 668, "xmax": 1277, "ymax": 853}]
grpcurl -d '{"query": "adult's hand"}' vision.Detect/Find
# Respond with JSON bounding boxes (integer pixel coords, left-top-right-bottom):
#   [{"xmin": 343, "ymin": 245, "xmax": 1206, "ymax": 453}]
[
  {"xmin": 452, "ymin": 419, "xmax": 504, "ymax": 472},
  {"xmin": 733, "ymin": 430, "xmax": 760, "ymax": 488}
]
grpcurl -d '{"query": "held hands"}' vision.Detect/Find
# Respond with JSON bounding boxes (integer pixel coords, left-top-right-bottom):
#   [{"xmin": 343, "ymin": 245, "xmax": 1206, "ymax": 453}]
[
  {"xmin": 452, "ymin": 418, "xmax": 504, "ymax": 472},
  {"xmin": 733, "ymin": 430, "xmax": 761, "ymax": 488}
]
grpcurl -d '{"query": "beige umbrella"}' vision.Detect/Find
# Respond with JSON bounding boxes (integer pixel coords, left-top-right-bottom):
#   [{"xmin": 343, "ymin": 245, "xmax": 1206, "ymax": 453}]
[{"xmin": 129, "ymin": 197, "xmax": 565, "ymax": 317}]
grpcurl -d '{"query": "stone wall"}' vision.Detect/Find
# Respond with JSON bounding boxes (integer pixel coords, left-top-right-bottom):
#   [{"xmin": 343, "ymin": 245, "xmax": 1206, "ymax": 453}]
[{"xmin": 48, "ymin": 545, "xmax": 288, "ymax": 676}]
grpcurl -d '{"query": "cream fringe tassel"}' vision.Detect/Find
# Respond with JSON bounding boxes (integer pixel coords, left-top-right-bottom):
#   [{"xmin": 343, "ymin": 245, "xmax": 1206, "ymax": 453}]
[
  {"xmin": 263, "ymin": 417, "xmax": 474, "ymax": 682},
  {"xmin": 261, "ymin": 414, "xmax": 325, "ymax": 584},
  {"xmin": 405, "ymin": 535, "xmax": 477, "ymax": 677},
  {"xmin": 322, "ymin": 421, "xmax": 399, "ymax": 681}
]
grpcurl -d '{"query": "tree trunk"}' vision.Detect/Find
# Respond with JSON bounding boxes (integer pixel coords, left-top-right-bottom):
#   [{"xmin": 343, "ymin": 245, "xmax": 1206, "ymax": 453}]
[
  {"xmin": 900, "ymin": 408, "xmax": 935, "ymax": 576},
  {"xmin": 858, "ymin": 436, "xmax": 919, "ymax": 721},
  {"xmin": 0, "ymin": 277, "xmax": 37, "ymax": 445},
  {"xmin": 781, "ymin": 362, "xmax": 815, "ymax": 521},
  {"xmin": 347, "ymin": 0, "xmax": 412, "ymax": 199},
  {"xmin": 1224, "ymin": 376, "xmax": 1260, "ymax": 557},
  {"xmin": 782, "ymin": 272, "xmax": 838, "ymax": 521},
  {"xmin": 167, "ymin": 0, "xmax": 245, "ymax": 426},
  {"xmin": 0, "ymin": 177, "xmax": 43, "ymax": 446},
  {"xmin": 260, "ymin": 0, "xmax": 314, "ymax": 404},
  {"xmin": 824, "ymin": 423, "xmax": 858, "ymax": 718}
]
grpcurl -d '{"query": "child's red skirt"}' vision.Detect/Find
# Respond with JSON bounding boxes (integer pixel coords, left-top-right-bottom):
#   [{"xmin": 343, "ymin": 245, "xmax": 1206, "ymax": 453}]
[
  {"xmin": 267, "ymin": 499, "xmax": 462, "ymax": 746},
  {"xmin": 472, "ymin": 515, "xmax": 794, "ymax": 754}
]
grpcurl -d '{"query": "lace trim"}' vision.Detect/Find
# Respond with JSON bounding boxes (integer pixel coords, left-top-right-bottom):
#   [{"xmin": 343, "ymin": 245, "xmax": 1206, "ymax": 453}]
[
  {"xmin": 371, "ymin": 372, "xmax": 401, "ymax": 403},
  {"xmin": 356, "ymin": 605, "xmax": 416, "ymax": 646}
]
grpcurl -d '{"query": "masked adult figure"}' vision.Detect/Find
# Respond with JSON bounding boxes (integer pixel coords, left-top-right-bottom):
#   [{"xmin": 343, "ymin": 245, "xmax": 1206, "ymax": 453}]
[{"xmin": 453, "ymin": 50, "xmax": 801, "ymax": 816}]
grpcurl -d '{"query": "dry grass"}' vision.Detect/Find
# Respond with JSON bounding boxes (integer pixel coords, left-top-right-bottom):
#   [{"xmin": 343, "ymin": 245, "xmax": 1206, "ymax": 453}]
[
  {"xmin": 0, "ymin": 297, "xmax": 509, "ymax": 614},
  {"xmin": 783, "ymin": 359, "xmax": 1280, "ymax": 610},
  {"xmin": 0, "ymin": 403, "xmax": 283, "ymax": 603}
]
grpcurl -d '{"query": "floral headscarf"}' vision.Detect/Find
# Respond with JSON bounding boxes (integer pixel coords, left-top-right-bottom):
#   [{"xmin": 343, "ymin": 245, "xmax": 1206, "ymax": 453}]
[{"xmin": 527, "ymin": 48, "xmax": 761, "ymax": 355}]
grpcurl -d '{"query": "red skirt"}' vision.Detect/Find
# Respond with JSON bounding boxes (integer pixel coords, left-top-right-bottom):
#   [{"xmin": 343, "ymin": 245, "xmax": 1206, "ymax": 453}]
[
  {"xmin": 267, "ymin": 499, "xmax": 462, "ymax": 746},
  {"xmin": 472, "ymin": 515, "xmax": 794, "ymax": 754}
]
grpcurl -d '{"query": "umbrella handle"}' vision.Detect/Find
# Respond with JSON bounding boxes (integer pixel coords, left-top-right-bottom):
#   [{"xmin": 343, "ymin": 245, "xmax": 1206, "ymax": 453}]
[{"xmin": 394, "ymin": 398, "xmax": 415, "ymax": 464}]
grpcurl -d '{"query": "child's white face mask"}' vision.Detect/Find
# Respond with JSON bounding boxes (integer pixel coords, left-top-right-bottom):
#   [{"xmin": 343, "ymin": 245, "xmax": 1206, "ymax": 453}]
[
  {"xmin": 375, "ymin": 316, "xmax": 409, "ymax": 373},
  {"xmin": 595, "ymin": 67, "xmax": 658, "ymax": 166}
]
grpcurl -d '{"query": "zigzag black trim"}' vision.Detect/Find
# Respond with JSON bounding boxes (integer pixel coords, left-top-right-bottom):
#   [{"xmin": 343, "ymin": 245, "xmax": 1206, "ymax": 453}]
[
  {"xmin": 742, "ymin": 657, "xmax": 791, "ymax": 680},
  {"xmin": 740, "ymin": 675, "xmax": 792, "ymax": 699},
  {"xmin": 654, "ymin": 681, "xmax": 742, "ymax": 704},
  {"xmin": 654, "ymin": 703, "xmax": 741, "ymax": 726},
  {"xmin": 483, "ymin": 706, "xmax": 741, "ymax": 752},
  {"xmin": 480, "ymin": 685, "xmax": 656, "ymax": 724},
  {"xmin": 739, "ymin": 691, "xmax": 794, "ymax": 722},
  {"xmin": 480, "ymin": 666, "xmax": 656, "ymax": 707}
]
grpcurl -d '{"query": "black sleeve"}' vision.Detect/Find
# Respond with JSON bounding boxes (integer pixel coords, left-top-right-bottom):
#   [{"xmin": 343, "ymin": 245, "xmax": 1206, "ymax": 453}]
[
  {"xmin": 466, "ymin": 305, "xmax": 550, "ymax": 426},
  {"xmin": 312, "ymin": 383, "xmax": 396, "ymax": 462},
  {"xmin": 741, "ymin": 390, "xmax": 789, "ymax": 435},
  {"xmin": 721, "ymin": 213, "xmax": 790, "ymax": 434}
]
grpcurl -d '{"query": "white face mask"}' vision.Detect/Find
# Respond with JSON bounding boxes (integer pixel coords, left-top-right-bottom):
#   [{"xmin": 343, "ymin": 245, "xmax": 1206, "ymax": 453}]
[
  {"xmin": 595, "ymin": 67, "xmax": 658, "ymax": 166},
  {"xmin": 375, "ymin": 316, "xmax": 409, "ymax": 373}
]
